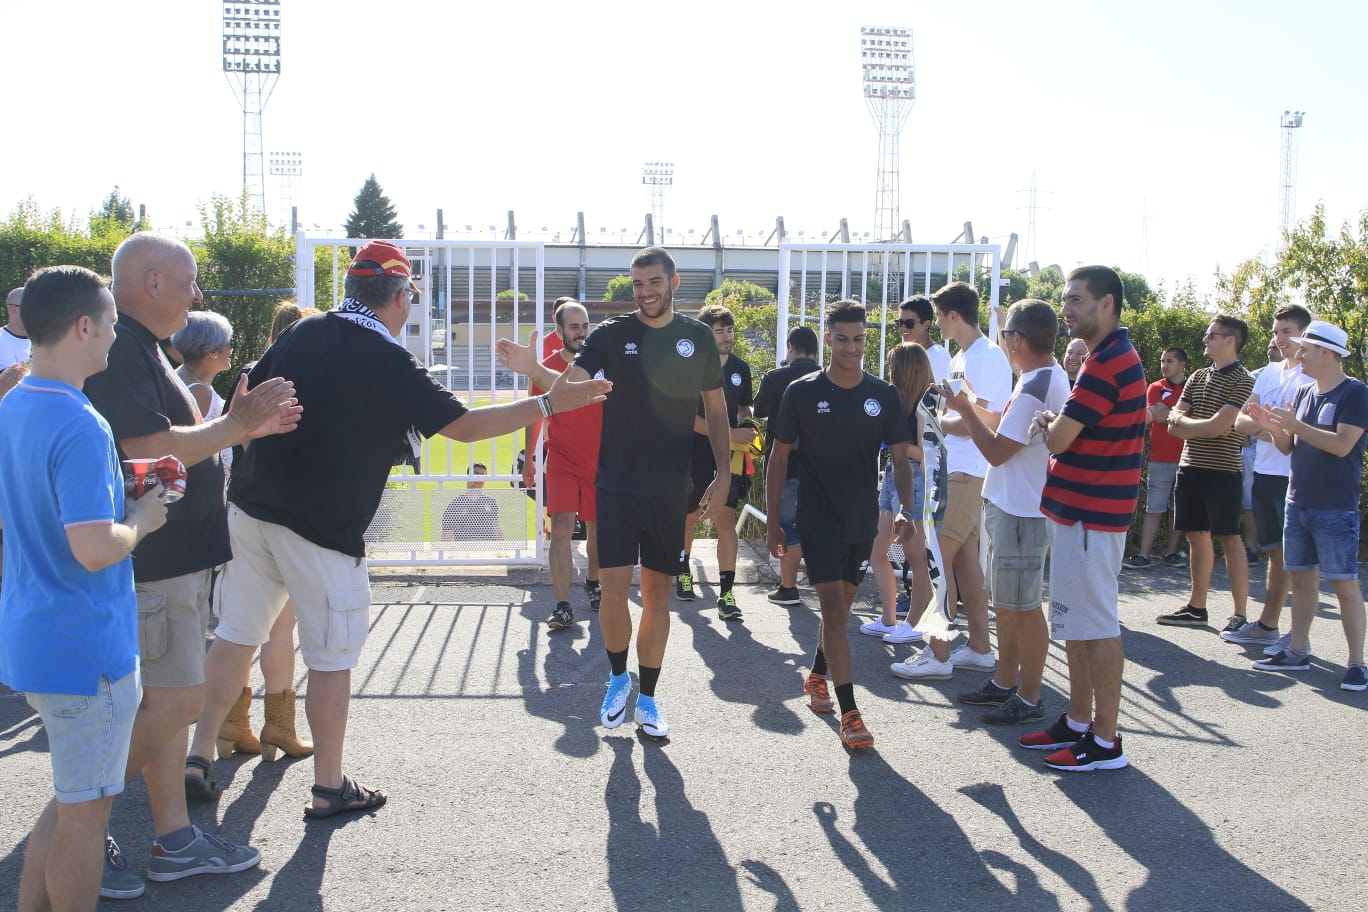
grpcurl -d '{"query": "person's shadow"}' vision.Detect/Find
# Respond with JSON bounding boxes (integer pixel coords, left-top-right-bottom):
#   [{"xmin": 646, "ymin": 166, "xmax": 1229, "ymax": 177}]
[
  {"xmin": 515, "ymin": 594, "xmax": 612, "ymax": 759},
  {"xmin": 604, "ymin": 736, "xmax": 743, "ymax": 908}
]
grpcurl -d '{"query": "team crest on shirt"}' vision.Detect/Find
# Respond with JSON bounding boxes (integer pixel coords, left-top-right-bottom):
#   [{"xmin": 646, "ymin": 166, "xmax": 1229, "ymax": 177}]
[
  {"xmin": 817, "ymin": 400, "xmax": 830, "ymax": 414},
  {"xmin": 730, "ymin": 372, "xmax": 742, "ymax": 386},
  {"xmin": 594, "ymin": 369, "xmax": 605, "ymax": 380},
  {"xmin": 676, "ymin": 339, "xmax": 695, "ymax": 357},
  {"xmin": 624, "ymin": 342, "xmax": 638, "ymax": 355},
  {"xmin": 864, "ymin": 398, "xmax": 881, "ymax": 417}
]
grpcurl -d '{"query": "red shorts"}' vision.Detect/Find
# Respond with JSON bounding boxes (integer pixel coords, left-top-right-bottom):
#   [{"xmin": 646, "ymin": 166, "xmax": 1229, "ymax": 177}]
[{"xmin": 546, "ymin": 463, "xmax": 597, "ymax": 522}]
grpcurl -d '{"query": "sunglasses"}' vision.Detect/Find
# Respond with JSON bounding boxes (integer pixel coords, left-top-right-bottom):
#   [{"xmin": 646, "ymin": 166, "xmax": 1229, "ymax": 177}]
[{"xmin": 896, "ymin": 319, "xmax": 921, "ymax": 330}]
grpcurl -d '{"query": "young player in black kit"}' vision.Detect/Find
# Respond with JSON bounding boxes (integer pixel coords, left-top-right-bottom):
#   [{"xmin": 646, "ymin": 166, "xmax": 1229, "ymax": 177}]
[
  {"xmin": 498, "ymin": 248, "xmax": 731, "ymax": 738},
  {"xmin": 767, "ymin": 301, "xmax": 915, "ymax": 748}
]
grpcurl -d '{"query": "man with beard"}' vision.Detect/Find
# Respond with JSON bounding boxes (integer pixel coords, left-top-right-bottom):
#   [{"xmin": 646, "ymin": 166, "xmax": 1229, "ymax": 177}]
[
  {"xmin": 678, "ymin": 303, "xmax": 755, "ymax": 621},
  {"xmin": 499, "ymin": 247, "xmax": 730, "ymax": 739},
  {"xmin": 522, "ymin": 298, "xmax": 604, "ymax": 629}
]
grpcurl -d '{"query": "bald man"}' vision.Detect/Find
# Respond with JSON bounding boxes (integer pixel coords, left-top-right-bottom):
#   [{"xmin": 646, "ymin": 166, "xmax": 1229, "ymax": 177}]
[
  {"xmin": 82, "ymin": 232, "xmax": 300, "ymax": 897},
  {"xmin": 0, "ymin": 288, "xmax": 30, "ymax": 400},
  {"xmin": 1063, "ymin": 338, "xmax": 1089, "ymax": 387}
]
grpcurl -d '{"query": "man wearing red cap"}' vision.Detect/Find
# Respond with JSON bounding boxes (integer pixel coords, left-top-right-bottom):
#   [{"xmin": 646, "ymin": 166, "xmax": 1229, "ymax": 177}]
[{"xmin": 193, "ymin": 240, "xmax": 609, "ymax": 819}]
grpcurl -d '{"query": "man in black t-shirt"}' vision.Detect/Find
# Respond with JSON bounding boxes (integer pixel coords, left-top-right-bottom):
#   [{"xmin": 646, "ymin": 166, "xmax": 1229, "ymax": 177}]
[
  {"xmin": 192, "ymin": 240, "xmax": 608, "ymax": 820},
  {"xmin": 498, "ymin": 247, "xmax": 731, "ymax": 740},
  {"xmin": 752, "ymin": 325, "xmax": 820, "ymax": 605},
  {"xmin": 85, "ymin": 232, "xmax": 301, "ymax": 887},
  {"xmin": 679, "ymin": 303, "xmax": 756, "ymax": 620},
  {"xmin": 768, "ymin": 301, "xmax": 914, "ymax": 750}
]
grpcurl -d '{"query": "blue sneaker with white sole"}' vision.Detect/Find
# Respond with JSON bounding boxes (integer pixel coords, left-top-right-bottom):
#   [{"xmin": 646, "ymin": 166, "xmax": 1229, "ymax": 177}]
[
  {"xmin": 634, "ymin": 695, "xmax": 670, "ymax": 738},
  {"xmin": 600, "ymin": 672, "xmax": 632, "ymax": 728}
]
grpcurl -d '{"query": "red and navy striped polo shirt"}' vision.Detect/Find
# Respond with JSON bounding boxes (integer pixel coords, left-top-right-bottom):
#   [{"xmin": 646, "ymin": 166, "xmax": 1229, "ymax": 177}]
[{"xmin": 1041, "ymin": 328, "xmax": 1147, "ymax": 532}]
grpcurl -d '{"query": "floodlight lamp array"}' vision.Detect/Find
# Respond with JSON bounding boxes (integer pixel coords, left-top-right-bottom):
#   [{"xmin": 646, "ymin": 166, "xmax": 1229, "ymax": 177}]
[
  {"xmin": 642, "ymin": 161, "xmax": 674, "ymax": 186},
  {"xmin": 223, "ymin": 0, "xmax": 282, "ymax": 73}
]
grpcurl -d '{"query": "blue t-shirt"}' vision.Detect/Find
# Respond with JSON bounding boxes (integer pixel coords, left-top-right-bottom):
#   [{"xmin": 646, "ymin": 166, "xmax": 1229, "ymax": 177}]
[
  {"xmin": 0, "ymin": 377, "xmax": 138, "ymax": 695},
  {"xmin": 1288, "ymin": 377, "xmax": 1368, "ymax": 511}
]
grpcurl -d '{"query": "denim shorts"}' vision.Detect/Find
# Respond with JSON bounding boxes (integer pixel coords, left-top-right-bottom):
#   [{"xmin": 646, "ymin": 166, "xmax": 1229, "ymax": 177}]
[
  {"xmin": 1241, "ymin": 446, "xmax": 1256, "ymax": 511},
  {"xmin": 27, "ymin": 666, "xmax": 141, "ymax": 803},
  {"xmin": 778, "ymin": 477, "xmax": 800, "ymax": 548},
  {"xmin": 1250, "ymin": 473, "xmax": 1289, "ymax": 551},
  {"xmin": 879, "ymin": 459, "xmax": 926, "ymax": 517},
  {"xmin": 1283, "ymin": 503, "xmax": 1360, "ymax": 580}
]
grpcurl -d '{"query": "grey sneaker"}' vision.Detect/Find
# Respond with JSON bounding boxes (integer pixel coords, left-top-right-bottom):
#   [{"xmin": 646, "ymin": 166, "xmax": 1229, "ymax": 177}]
[
  {"xmin": 957, "ymin": 679, "xmax": 1016, "ymax": 706},
  {"xmin": 100, "ymin": 836, "xmax": 145, "ymax": 900},
  {"xmin": 146, "ymin": 827, "xmax": 261, "ymax": 882},
  {"xmin": 1221, "ymin": 620, "xmax": 1280, "ymax": 645},
  {"xmin": 1263, "ymin": 632, "xmax": 1310, "ymax": 657},
  {"xmin": 984, "ymin": 693, "xmax": 1046, "ymax": 726}
]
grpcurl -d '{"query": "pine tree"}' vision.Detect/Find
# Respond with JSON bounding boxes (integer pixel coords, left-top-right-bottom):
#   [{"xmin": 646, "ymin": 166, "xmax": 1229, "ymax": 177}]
[{"xmin": 344, "ymin": 174, "xmax": 403, "ymax": 239}]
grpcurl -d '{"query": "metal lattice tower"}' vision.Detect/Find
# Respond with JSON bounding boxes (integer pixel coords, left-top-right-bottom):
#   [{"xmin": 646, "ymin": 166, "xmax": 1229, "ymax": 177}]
[
  {"xmin": 268, "ymin": 151, "xmax": 302, "ymax": 230},
  {"xmin": 1278, "ymin": 110, "xmax": 1305, "ymax": 242},
  {"xmin": 861, "ymin": 26, "xmax": 915, "ymax": 243},
  {"xmin": 223, "ymin": 1, "xmax": 281, "ymax": 218},
  {"xmin": 642, "ymin": 162, "xmax": 673, "ymax": 244}
]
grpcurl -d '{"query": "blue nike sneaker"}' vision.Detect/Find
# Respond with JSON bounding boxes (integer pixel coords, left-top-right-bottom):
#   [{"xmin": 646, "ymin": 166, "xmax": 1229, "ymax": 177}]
[{"xmin": 600, "ymin": 672, "xmax": 632, "ymax": 728}]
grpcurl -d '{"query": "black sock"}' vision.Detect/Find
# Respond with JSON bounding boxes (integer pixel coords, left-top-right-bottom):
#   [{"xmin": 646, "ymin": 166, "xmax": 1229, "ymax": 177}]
[
  {"xmin": 1258, "ymin": 620, "xmax": 1276, "ymax": 631},
  {"xmin": 556, "ymin": 600, "xmax": 570, "ymax": 611},
  {"xmin": 720, "ymin": 571, "xmax": 735, "ymax": 594},
  {"xmin": 638, "ymin": 665, "xmax": 661, "ymax": 697},
  {"xmin": 811, "ymin": 648, "xmax": 828, "ymax": 677},
  {"xmin": 679, "ymin": 554, "xmax": 691, "ymax": 576},
  {"xmin": 586, "ymin": 578, "xmax": 600, "ymax": 590},
  {"xmin": 607, "ymin": 648, "xmax": 629, "ymax": 677},
  {"xmin": 834, "ymin": 683, "xmax": 857, "ymax": 715}
]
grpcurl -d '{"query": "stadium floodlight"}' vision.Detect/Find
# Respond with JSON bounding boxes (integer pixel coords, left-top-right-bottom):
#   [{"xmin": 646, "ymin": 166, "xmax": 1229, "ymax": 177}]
[
  {"xmin": 223, "ymin": 1, "xmax": 282, "ymax": 218},
  {"xmin": 642, "ymin": 161, "xmax": 674, "ymax": 244},
  {"xmin": 861, "ymin": 26, "xmax": 915, "ymax": 243}
]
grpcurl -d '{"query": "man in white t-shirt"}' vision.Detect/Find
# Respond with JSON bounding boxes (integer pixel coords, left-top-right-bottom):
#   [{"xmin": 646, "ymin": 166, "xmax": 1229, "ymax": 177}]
[
  {"xmin": 916, "ymin": 282, "xmax": 1013, "ymax": 675},
  {"xmin": 0, "ymin": 288, "xmax": 31, "ymax": 400},
  {"xmin": 896, "ymin": 294, "xmax": 951, "ymax": 383},
  {"xmin": 1223, "ymin": 304, "xmax": 1312, "ymax": 649}
]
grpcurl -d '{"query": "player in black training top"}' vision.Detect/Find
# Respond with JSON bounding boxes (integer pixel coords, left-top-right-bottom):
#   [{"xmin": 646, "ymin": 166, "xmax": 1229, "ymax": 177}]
[
  {"xmin": 679, "ymin": 302, "xmax": 756, "ymax": 620},
  {"xmin": 768, "ymin": 300, "xmax": 915, "ymax": 749},
  {"xmin": 497, "ymin": 248, "xmax": 731, "ymax": 739}
]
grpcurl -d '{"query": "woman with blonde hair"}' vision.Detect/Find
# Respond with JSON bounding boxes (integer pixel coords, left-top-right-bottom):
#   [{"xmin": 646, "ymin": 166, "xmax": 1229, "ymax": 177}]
[{"xmin": 862, "ymin": 343, "xmax": 935, "ymax": 643}]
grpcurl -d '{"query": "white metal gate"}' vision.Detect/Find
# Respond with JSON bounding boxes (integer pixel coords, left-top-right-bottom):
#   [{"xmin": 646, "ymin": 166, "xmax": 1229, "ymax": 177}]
[
  {"xmin": 294, "ymin": 233, "xmax": 548, "ymax": 566},
  {"xmin": 776, "ymin": 242, "xmax": 1003, "ymax": 380}
]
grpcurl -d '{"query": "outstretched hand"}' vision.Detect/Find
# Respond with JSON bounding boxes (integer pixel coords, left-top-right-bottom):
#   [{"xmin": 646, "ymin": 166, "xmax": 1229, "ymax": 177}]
[
  {"xmin": 230, "ymin": 374, "xmax": 303, "ymax": 441},
  {"xmin": 496, "ymin": 335, "xmax": 541, "ymax": 375},
  {"xmin": 545, "ymin": 367, "xmax": 610, "ymax": 415}
]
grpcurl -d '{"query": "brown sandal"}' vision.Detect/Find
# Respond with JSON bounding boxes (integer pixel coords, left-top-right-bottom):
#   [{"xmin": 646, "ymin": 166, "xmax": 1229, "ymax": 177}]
[{"xmin": 303, "ymin": 775, "xmax": 386, "ymax": 820}]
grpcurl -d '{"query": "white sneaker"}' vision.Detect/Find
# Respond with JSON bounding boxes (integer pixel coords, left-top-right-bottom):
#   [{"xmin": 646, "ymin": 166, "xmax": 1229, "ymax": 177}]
[
  {"xmin": 882, "ymin": 620, "xmax": 924, "ymax": 644},
  {"xmin": 950, "ymin": 644, "xmax": 997, "ymax": 673},
  {"xmin": 891, "ymin": 648, "xmax": 953, "ymax": 680},
  {"xmin": 860, "ymin": 618, "xmax": 898, "ymax": 637}
]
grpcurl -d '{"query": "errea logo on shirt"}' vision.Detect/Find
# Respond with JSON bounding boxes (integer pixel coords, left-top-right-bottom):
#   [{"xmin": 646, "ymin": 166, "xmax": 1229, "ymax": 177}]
[
  {"xmin": 624, "ymin": 342, "xmax": 638, "ymax": 355},
  {"xmin": 817, "ymin": 400, "xmax": 830, "ymax": 414},
  {"xmin": 676, "ymin": 339, "xmax": 695, "ymax": 357},
  {"xmin": 864, "ymin": 398, "xmax": 881, "ymax": 417}
]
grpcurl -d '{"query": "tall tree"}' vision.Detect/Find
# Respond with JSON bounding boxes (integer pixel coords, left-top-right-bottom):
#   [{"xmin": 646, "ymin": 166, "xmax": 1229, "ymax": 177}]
[
  {"xmin": 344, "ymin": 174, "xmax": 403, "ymax": 239},
  {"xmin": 89, "ymin": 186, "xmax": 138, "ymax": 237}
]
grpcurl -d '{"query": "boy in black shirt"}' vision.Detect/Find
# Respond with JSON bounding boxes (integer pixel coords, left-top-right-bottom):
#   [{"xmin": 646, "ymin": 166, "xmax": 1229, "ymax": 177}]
[
  {"xmin": 498, "ymin": 248, "xmax": 731, "ymax": 738},
  {"xmin": 768, "ymin": 301, "xmax": 915, "ymax": 749}
]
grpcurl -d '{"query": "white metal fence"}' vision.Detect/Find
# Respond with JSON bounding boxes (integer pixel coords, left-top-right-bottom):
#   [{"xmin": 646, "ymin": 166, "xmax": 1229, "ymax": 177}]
[{"xmin": 294, "ymin": 233, "xmax": 548, "ymax": 566}]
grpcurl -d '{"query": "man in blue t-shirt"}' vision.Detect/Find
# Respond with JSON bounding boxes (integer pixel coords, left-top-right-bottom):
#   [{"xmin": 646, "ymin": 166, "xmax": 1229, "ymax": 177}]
[
  {"xmin": 1247, "ymin": 320, "xmax": 1368, "ymax": 692},
  {"xmin": 0, "ymin": 266, "xmax": 168, "ymax": 909}
]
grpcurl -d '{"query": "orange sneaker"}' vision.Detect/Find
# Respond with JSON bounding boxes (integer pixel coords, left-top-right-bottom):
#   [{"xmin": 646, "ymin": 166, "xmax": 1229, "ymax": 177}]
[
  {"xmin": 803, "ymin": 674, "xmax": 834, "ymax": 713},
  {"xmin": 839, "ymin": 710, "xmax": 874, "ymax": 749}
]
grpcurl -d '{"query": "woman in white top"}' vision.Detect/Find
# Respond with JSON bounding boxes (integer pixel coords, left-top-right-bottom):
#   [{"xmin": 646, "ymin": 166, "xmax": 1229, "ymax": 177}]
[{"xmin": 172, "ymin": 310, "xmax": 235, "ymax": 471}]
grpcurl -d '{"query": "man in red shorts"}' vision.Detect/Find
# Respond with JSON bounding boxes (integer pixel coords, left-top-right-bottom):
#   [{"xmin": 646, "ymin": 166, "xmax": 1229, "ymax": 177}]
[{"xmin": 525, "ymin": 298, "xmax": 604, "ymax": 629}]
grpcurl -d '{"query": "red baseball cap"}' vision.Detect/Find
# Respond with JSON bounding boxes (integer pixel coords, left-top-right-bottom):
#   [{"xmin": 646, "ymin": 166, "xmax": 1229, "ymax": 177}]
[{"xmin": 348, "ymin": 240, "xmax": 418, "ymax": 291}]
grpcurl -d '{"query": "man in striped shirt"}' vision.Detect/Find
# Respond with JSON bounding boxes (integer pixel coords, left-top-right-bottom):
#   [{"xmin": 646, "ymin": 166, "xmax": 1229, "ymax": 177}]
[
  {"xmin": 1032, "ymin": 266, "xmax": 1146, "ymax": 772},
  {"xmin": 1156, "ymin": 316, "xmax": 1254, "ymax": 629}
]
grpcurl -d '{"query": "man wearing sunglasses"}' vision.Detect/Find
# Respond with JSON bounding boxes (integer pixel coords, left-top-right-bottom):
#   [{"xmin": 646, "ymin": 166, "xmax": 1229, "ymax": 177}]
[
  {"xmin": 1157, "ymin": 316, "xmax": 1254, "ymax": 630},
  {"xmin": 896, "ymin": 295, "xmax": 951, "ymax": 385}
]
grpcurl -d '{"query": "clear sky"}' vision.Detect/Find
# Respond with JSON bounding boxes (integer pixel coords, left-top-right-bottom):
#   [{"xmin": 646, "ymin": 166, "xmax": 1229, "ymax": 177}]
[{"xmin": 5, "ymin": 0, "xmax": 1364, "ymax": 294}]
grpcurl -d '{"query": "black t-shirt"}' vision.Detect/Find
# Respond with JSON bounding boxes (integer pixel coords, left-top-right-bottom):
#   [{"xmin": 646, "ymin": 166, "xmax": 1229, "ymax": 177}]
[
  {"xmin": 229, "ymin": 313, "xmax": 468, "ymax": 557},
  {"xmin": 84, "ymin": 316, "xmax": 230, "ymax": 582},
  {"xmin": 691, "ymin": 353, "xmax": 753, "ymax": 470},
  {"xmin": 753, "ymin": 356, "xmax": 820, "ymax": 480},
  {"xmin": 773, "ymin": 370, "xmax": 910, "ymax": 541},
  {"xmin": 573, "ymin": 312, "xmax": 722, "ymax": 497}
]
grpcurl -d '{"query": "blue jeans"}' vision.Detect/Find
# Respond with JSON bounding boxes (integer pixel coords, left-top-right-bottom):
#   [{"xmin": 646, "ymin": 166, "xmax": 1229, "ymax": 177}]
[
  {"xmin": 1283, "ymin": 503, "xmax": 1359, "ymax": 580},
  {"xmin": 879, "ymin": 459, "xmax": 925, "ymax": 516},
  {"xmin": 27, "ymin": 665, "xmax": 141, "ymax": 803},
  {"xmin": 778, "ymin": 477, "xmax": 800, "ymax": 547}
]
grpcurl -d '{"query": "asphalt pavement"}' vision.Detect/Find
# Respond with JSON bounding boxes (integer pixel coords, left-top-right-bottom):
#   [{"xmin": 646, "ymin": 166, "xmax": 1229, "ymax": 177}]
[{"xmin": 0, "ymin": 541, "xmax": 1362, "ymax": 911}]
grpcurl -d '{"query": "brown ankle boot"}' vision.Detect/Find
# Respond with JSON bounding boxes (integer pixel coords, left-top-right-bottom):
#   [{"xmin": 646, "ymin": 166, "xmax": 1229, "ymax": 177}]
[
  {"xmin": 216, "ymin": 686, "xmax": 262, "ymax": 759},
  {"xmin": 260, "ymin": 689, "xmax": 314, "ymax": 761}
]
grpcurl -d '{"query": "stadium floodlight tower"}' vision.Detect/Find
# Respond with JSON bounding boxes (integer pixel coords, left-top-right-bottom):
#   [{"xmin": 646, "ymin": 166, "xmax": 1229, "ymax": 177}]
[
  {"xmin": 861, "ymin": 26, "xmax": 915, "ymax": 243},
  {"xmin": 1278, "ymin": 110, "xmax": 1305, "ymax": 243},
  {"xmin": 268, "ymin": 151, "xmax": 302, "ymax": 230},
  {"xmin": 223, "ymin": 0, "xmax": 282, "ymax": 219},
  {"xmin": 642, "ymin": 162, "xmax": 674, "ymax": 244}
]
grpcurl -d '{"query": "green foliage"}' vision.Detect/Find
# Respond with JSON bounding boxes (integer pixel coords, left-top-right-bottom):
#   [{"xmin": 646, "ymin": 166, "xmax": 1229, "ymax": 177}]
[
  {"xmin": 1026, "ymin": 266, "xmax": 1065, "ymax": 306},
  {"xmin": 344, "ymin": 174, "xmax": 403, "ymax": 239},
  {"xmin": 1276, "ymin": 204, "xmax": 1368, "ymax": 379},
  {"xmin": 0, "ymin": 199, "xmax": 126, "ymax": 324},
  {"xmin": 704, "ymin": 278, "xmax": 775, "ymax": 308},
  {"xmin": 496, "ymin": 288, "xmax": 529, "ymax": 302},
  {"xmin": 89, "ymin": 187, "xmax": 141, "ymax": 238},
  {"xmin": 192, "ymin": 194, "xmax": 296, "ymax": 396},
  {"xmin": 603, "ymin": 274, "xmax": 633, "ymax": 302},
  {"xmin": 731, "ymin": 301, "xmax": 779, "ymax": 377}
]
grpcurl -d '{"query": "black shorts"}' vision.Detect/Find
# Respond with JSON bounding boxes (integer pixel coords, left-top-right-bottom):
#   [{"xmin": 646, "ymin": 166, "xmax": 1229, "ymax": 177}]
[
  {"xmin": 1174, "ymin": 465, "xmax": 1243, "ymax": 536},
  {"xmin": 1251, "ymin": 472, "xmax": 1289, "ymax": 551},
  {"xmin": 596, "ymin": 488, "xmax": 688, "ymax": 575},
  {"xmin": 797, "ymin": 530, "xmax": 874, "ymax": 586},
  {"xmin": 686, "ymin": 467, "xmax": 748, "ymax": 513}
]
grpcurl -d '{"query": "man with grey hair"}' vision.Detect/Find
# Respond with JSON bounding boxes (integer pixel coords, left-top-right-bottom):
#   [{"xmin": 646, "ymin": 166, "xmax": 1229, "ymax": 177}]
[
  {"xmin": 84, "ymin": 231, "xmax": 301, "ymax": 895},
  {"xmin": 193, "ymin": 241, "xmax": 609, "ymax": 819}
]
